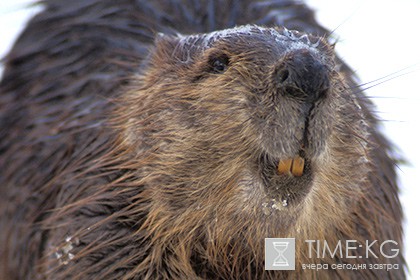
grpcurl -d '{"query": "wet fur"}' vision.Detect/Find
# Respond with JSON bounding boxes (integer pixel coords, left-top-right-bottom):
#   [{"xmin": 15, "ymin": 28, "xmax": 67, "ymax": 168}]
[{"xmin": 0, "ymin": 0, "xmax": 404, "ymax": 279}]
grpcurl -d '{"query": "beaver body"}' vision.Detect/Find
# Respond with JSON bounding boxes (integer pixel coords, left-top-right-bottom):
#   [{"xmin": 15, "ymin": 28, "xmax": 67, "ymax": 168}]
[{"xmin": 0, "ymin": 0, "xmax": 404, "ymax": 279}]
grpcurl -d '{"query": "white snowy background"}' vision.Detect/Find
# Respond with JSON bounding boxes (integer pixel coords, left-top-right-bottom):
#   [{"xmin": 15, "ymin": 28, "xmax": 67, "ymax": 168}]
[{"xmin": 1, "ymin": 0, "xmax": 419, "ymax": 279}]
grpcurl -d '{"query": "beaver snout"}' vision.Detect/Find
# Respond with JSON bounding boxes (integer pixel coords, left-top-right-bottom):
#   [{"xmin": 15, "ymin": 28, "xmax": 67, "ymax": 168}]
[{"xmin": 275, "ymin": 49, "xmax": 330, "ymax": 103}]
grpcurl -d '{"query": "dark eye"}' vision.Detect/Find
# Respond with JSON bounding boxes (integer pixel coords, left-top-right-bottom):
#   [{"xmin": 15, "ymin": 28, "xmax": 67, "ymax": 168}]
[{"xmin": 209, "ymin": 53, "xmax": 230, "ymax": 74}]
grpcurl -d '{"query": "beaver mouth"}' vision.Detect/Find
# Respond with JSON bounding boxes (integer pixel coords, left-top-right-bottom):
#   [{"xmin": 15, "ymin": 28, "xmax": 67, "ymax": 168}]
[
  {"xmin": 258, "ymin": 148, "xmax": 313, "ymax": 206},
  {"xmin": 277, "ymin": 155, "xmax": 305, "ymax": 177}
]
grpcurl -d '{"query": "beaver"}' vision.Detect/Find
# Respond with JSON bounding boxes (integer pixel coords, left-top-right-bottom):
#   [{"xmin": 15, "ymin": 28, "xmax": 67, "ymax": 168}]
[{"xmin": 0, "ymin": 0, "xmax": 405, "ymax": 279}]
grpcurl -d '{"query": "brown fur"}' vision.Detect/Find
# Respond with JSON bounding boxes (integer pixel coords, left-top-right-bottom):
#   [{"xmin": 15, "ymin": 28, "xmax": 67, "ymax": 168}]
[{"xmin": 0, "ymin": 0, "xmax": 404, "ymax": 279}]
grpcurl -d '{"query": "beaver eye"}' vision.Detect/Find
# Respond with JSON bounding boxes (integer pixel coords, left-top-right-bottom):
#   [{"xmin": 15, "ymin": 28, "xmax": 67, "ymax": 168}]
[{"xmin": 208, "ymin": 54, "xmax": 230, "ymax": 74}]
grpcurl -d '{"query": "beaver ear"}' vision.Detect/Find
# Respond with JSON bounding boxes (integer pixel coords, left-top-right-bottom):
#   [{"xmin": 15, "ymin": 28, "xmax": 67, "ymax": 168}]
[
  {"xmin": 152, "ymin": 33, "xmax": 182, "ymax": 62},
  {"xmin": 155, "ymin": 33, "xmax": 179, "ymax": 50},
  {"xmin": 152, "ymin": 33, "xmax": 202, "ymax": 67}
]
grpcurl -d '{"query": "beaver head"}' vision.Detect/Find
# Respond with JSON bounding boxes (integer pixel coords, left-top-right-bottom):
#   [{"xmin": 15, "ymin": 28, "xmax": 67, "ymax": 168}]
[{"xmin": 114, "ymin": 25, "xmax": 371, "ymax": 268}]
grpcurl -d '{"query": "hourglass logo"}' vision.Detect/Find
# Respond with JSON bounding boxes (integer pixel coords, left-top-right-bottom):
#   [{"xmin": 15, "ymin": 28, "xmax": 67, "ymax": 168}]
[{"xmin": 265, "ymin": 238, "xmax": 295, "ymax": 270}]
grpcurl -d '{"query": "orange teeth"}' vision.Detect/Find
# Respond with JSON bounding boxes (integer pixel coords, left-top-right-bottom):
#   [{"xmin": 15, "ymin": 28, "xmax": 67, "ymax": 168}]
[
  {"xmin": 278, "ymin": 156, "xmax": 305, "ymax": 177},
  {"xmin": 277, "ymin": 158, "xmax": 293, "ymax": 175},
  {"xmin": 291, "ymin": 156, "xmax": 305, "ymax": 177}
]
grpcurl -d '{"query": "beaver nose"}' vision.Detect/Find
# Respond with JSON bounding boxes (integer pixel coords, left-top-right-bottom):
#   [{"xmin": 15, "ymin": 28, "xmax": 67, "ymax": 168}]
[{"xmin": 275, "ymin": 49, "xmax": 330, "ymax": 103}]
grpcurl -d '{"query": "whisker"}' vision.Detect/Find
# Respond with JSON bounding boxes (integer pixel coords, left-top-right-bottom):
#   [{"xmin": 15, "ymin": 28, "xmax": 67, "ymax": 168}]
[
  {"xmin": 350, "ymin": 64, "xmax": 419, "ymax": 91},
  {"xmin": 349, "ymin": 68, "xmax": 418, "ymax": 96},
  {"xmin": 326, "ymin": 4, "xmax": 363, "ymax": 39}
]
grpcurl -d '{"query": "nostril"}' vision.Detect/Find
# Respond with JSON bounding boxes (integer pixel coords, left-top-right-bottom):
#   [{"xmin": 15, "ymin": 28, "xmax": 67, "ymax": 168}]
[
  {"xmin": 274, "ymin": 50, "xmax": 329, "ymax": 103},
  {"xmin": 279, "ymin": 69, "xmax": 289, "ymax": 83}
]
